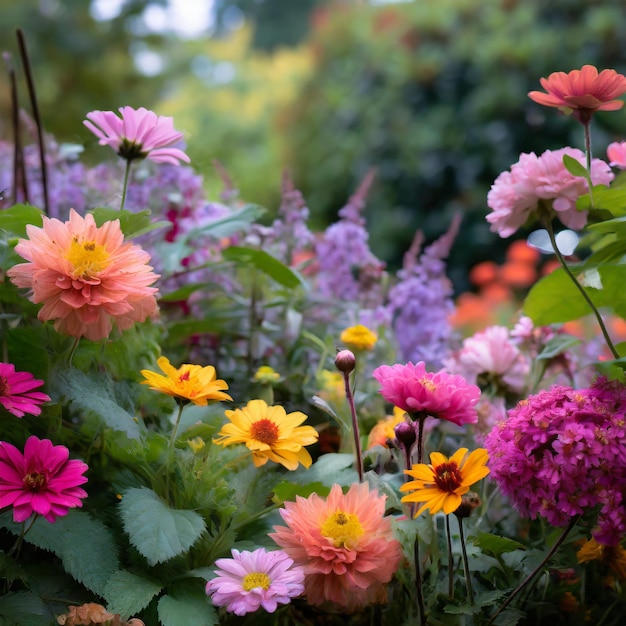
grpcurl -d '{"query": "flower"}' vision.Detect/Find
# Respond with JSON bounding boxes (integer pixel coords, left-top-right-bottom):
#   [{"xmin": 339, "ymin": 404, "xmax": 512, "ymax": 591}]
[
  {"xmin": 0, "ymin": 362, "xmax": 50, "ymax": 418},
  {"xmin": 577, "ymin": 538, "xmax": 626, "ymax": 580},
  {"xmin": 270, "ymin": 482, "xmax": 403, "ymax": 609},
  {"xmin": 140, "ymin": 356, "xmax": 232, "ymax": 405},
  {"xmin": 206, "ymin": 548, "xmax": 304, "ymax": 616},
  {"xmin": 367, "ymin": 407, "xmax": 407, "ymax": 449},
  {"xmin": 0, "ymin": 436, "xmax": 88, "ymax": 523},
  {"xmin": 253, "ymin": 366, "xmax": 281, "ymax": 384},
  {"xmin": 372, "ymin": 361, "xmax": 480, "ymax": 426},
  {"xmin": 7, "ymin": 210, "xmax": 159, "ymax": 341},
  {"xmin": 400, "ymin": 448, "xmax": 490, "ymax": 517},
  {"xmin": 334, "ymin": 349, "xmax": 356, "ymax": 373},
  {"xmin": 486, "ymin": 148, "xmax": 614, "ymax": 238},
  {"xmin": 528, "ymin": 65, "xmax": 626, "ymax": 123},
  {"xmin": 340, "ymin": 324, "xmax": 378, "ymax": 351},
  {"xmin": 213, "ymin": 399, "xmax": 318, "ymax": 470},
  {"xmin": 84, "ymin": 106, "xmax": 190, "ymax": 165},
  {"xmin": 607, "ymin": 141, "xmax": 626, "ymax": 169},
  {"xmin": 56, "ymin": 603, "xmax": 145, "ymax": 626}
]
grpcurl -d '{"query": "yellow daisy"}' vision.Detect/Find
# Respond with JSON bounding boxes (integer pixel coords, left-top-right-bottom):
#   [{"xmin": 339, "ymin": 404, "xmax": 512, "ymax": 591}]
[
  {"xmin": 340, "ymin": 324, "xmax": 378, "ymax": 351},
  {"xmin": 140, "ymin": 356, "xmax": 232, "ymax": 405},
  {"xmin": 213, "ymin": 399, "xmax": 319, "ymax": 470},
  {"xmin": 400, "ymin": 448, "xmax": 490, "ymax": 517}
]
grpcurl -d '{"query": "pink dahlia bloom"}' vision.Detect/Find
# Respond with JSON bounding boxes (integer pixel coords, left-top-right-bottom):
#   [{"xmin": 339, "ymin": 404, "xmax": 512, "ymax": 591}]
[
  {"xmin": 84, "ymin": 106, "xmax": 190, "ymax": 165},
  {"xmin": 444, "ymin": 325, "xmax": 530, "ymax": 395},
  {"xmin": 372, "ymin": 361, "xmax": 480, "ymax": 426},
  {"xmin": 0, "ymin": 435, "xmax": 88, "ymax": 522},
  {"xmin": 270, "ymin": 482, "xmax": 402, "ymax": 610},
  {"xmin": 206, "ymin": 548, "xmax": 304, "ymax": 616},
  {"xmin": 487, "ymin": 147, "xmax": 614, "ymax": 238},
  {"xmin": 485, "ymin": 379, "xmax": 626, "ymax": 545},
  {"xmin": 0, "ymin": 363, "xmax": 50, "ymax": 418},
  {"xmin": 607, "ymin": 141, "xmax": 626, "ymax": 169},
  {"xmin": 7, "ymin": 210, "xmax": 159, "ymax": 341}
]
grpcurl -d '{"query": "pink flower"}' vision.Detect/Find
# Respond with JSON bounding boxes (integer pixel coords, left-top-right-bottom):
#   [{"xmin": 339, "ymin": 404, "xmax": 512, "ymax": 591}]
[
  {"xmin": 0, "ymin": 436, "xmax": 88, "ymax": 523},
  {"xmin": 607, "ymin": 141, "xmax": 626, "ymax": 169},
  {"xmin": 7, "ymin": 210, "xmax": 159, "ymax": 341},
  {"xmin": 528, "ymin": 65, "xmax": 626, "ymax": 124},
  {"xmin": 372, "ymin": 361, "xmax": 480, "ymax": 426},
  {"xmin": 270, "ymin": 482, "xmax": 402, "ymax": 609},
  {"xmin": 206, "ymin": 548, "xmax": 304, "ymax": 616},
  {"xmin": 84, "ymin": 106, "xmax": 190, "ymax": 165},
  {"xmin": 487, "ymin": 147, "xmax": 614, "ymax": 238},
  {"xmin": 0, "ymin": 363, "xmax": 50, "ymax": 418}
]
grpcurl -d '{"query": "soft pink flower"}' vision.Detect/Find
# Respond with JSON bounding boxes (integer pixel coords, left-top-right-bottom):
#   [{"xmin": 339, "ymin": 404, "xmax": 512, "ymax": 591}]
[
  {"xmin": 0, "ymin": 436, "xmax": 88, "ymax": 522},
  {"xmin": 372, "ymin": 361, "xmax": 480, "ymax": 426},
  {"xmin": 487, "ymin": 147, "xmax": 613, "ymax": 238},
  {"xmin": 7, "ymin": 210, "xmax": 159, "ymax": 341},
  {"xmin": 270, "ymin": 482, "xmax": 402, "ymax": 610},
  {"xmin": 0, "ymin": 363, "xmax": 50, "ymax": 418},
  {"xmin": 84, "ymin": 106, "xmax": 190, "ymax": 165},
  {"xmin": 206, "ymin": 548, "xmax": 304, "ymax": 616},
  {"xmin": 607, "ymin": 141, "xmax": 626, "ymax": 169}
]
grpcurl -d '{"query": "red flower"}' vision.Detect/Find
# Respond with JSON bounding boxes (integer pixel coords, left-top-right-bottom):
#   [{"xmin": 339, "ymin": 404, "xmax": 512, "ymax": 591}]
[{"xmin": 0, "ymin": 362, "xmax": 50, "ymax": 418}]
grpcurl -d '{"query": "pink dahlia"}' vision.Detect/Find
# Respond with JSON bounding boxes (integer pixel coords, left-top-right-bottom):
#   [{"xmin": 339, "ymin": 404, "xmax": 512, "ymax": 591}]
[
  {"xmin": 206, "ymin": 548, "xmax": 304, "ymax": 616},
  {"xmin": 487, "ymin": 147, "xmax": 614, "ymax": 238},
  {"xmin": 372, "ymin": 361, "xmax": 480, "ymax": 426},
  {"xmin": 84, "ymin": 106, "xmax": 190, "ymax": 165},
  {"xmin": 0, "ymin": 363, "xmax": 50, "ymax": 418},
  {"xmin": 270, "ymin": 482, "xmax": 403, "ymax": 609},
  {"xmin": 7, "ymin": 209, "xmax": 159, "ymax": 341},
  {"xmin": 0, "ymin": 435, "xmax": 88, "ymax": 522},
  {"xmin": 607, "ymin": 141, "xmax": 626, "ymax": 169},
  {"xmin": 485, "ymin": 379, "xmax": 626, "ymax": 545}
]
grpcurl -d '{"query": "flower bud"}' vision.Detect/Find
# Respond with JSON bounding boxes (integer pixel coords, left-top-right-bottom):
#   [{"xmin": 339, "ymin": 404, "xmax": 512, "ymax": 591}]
[
  {"xmin": 394, "ymin": 420, "xmax": 417, "ymax": 453},
  {"xmin": 453, "ymin": 492, "xmax": 481, "ymax": 519},
  {"xmin": 335, "ymin": 349, "xmax": 356, "ymax": 373}
]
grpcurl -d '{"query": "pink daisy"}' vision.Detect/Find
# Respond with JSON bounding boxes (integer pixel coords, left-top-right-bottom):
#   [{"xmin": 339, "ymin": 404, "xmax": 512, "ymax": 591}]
[
  {"xmin": 372, "ymin": 361, "xmax": 480, "ymax": 426},
  {"xmin": 84, "ymin": 106, "xmax": 190, "ymax": 165},
  {"xmin": 206, "ymin": 548, "xmax": 304, "ymax": 616},
  {"xmin": 270, "ymin": 482, "xmax": 403, "ymax": 610},
  {"xmin": 7, "ymin": 209, "xmax": 159, "ymax": 341},
  {"xmin": 0, "ymin": 436, "xmax": 88, "ymax": 523},
  {"xmin": 0, "ymin": 362, "xmax": 50, "ymax": 418}
]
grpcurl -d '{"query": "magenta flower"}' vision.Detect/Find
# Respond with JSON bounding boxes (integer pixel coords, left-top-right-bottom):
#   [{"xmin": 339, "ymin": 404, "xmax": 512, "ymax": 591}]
[
  {"xmin": 372, "ymin": 361, "xmax": 480, "ymax": 426},
  {"xmin": 607, "ymin": 141, "xmax": 626, "ymax": 169},
  {"xmin": 84, "ymin": 106, "xmax": 190, "ymax": 165},
  {"xmin": 0, "ymin": 363, "xmax": 50, "ymax": 418},
  {"xmin": 0, "ymin": 436, "xmax": 88, "ymax": 523},
  {"xmin": 206, "ymin": 548, "xmax": 304, "ymax": 616}
]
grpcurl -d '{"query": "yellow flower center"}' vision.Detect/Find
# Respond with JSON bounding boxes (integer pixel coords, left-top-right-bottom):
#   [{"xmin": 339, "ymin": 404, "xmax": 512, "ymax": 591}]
[
  {"xmin": 420, "ymin": 378, "xmax": 436, "ymax": 392},
  {"xmin": 250, "ymin": 418, "xmax": 279, "ymax": 445},
  {"xmin": 242, "ymin": 572, "xmax": 271, "ymax": 591},
  {"xmin": 433, "ymin": 462, "xmax": 463, "ymax": 492},
  {"xmin": 23, "ymin": 472, "xmax": 47, "ymax": 493},
  {"xmin": 0, "ymin": 376, "xmax": 8, "ymax": 396},
  {"xmin": 66, "ymin": 238, "xmax": 110, "ymax": 278},
  {"xmin": 320, "ymin": 510, "xmax": 364, "ymax": 548}
]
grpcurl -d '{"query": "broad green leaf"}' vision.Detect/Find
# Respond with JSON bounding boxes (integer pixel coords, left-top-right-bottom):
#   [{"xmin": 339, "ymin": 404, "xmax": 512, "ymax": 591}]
[
  {"xmin": 562, "ymin": 154, "xmax": 589, "ymax": 180},
  {"xmin": 471, "ymin": 532, "xmax": 526, "ymax": 556},
  {"xmin": 0, "ymin": 592, "xmax": 50, "ymax": 626},
  {"xmin": 104, "ymin": 570, "xmax": 163, "ymax": 617},
  {"xmin": 291, "ymin": 453, "xmax": 358, "ymax": 487},
  {"xmin": 272, "ymin": 480, "xmax": 330, "ymax": 504},
  {"xmin": 186, "ymin": 203, "xmax": 266, "ymax": 240},
  {"xmin": 120, "ymin": 487, "xmax": 206, "ymax": 565},
  {"xmin": 222, "ymin": 246, "xmax": 305, "ymax": 289},
  {"xmin": 90, "ymin": 207, "xmax": 170, "ymax": 238},
  {"xmin": 0, "ymin": 204, "xmax": 44, "ymax": 237},
  {"xmin": 580, "ymin": 186, "xmax": 626, "ymax": 216},
  {"xmin": 158, "ymin": 591, "xmax": 218, "ymax": 626},
  {"xmin": 536, "ymin": 334, "xmax": 580, "ymax": 360}
]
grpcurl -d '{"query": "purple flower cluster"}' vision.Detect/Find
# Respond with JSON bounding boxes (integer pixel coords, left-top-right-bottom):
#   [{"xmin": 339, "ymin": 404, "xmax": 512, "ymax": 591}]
[{"xmin": 485, "ymin": 378, "xmax": 626, "ymax": 545}]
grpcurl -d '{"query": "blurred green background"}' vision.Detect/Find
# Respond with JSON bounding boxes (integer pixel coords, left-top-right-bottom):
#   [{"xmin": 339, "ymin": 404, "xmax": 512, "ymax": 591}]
[{"xmin": 2, "ymin": 0, "xmax": 626, "ymax": 290}]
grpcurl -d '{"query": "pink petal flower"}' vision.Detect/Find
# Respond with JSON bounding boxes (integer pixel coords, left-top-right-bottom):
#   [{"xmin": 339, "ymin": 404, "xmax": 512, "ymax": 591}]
[
  {"xmin": 607, "ymin": 141, "xmax": 626, "ymax": 169},
  {"xmin": 0, "ymin": 363, "xmax": 50, "ymax": 418}
]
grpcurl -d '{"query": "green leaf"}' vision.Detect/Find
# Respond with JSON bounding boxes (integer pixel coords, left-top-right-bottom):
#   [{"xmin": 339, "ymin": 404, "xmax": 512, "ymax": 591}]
[
  {"xmin": 222, "ymin": 246, "xmax": 305, "ymax": 289},
  {"xmin": 0, "ymin": 204, "xmax": 44, "ymax": 237},
  {"xmin": 104, "ymin": 570, "xmax": 163, "ymax": 617},
  {"xmin": 0, "ymin": 592, "xmax": 50, "ymax": 626},
  {"xmin": 272, "ymin": 480, "xmax": 330, "ymax": 504},
  {"xmin": 291, "ymin": 453, "xmax": 358, "ymax": 487},
  {"xmin": 536, "ymin": 334, "xmax": 581, "ymax": 360},
  {"xmin": 471, "ymin": 531, "xmax": 526, "ymax": 556},
  {"xmin": 120, "ymin": 487, "xmax": 207, "ymax": 565},
  {"xmin": 562, "ymin": 154, "xmax": 590, "ymax": 180},
  {"xmin": 158, "ymin": 591, "xmax": 218, "ymax": 626},
  {"xmin": 89, "ymin": 208, "xmax": 170, "ymax": 239},
  {"xmin": 186, "ymin": 203, "xmax": 266, "ymax": 240}
]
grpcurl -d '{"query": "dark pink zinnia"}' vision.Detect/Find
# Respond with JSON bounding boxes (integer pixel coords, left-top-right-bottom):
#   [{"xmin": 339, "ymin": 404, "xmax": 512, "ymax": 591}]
[
  {"xmin": 0, "ymin": 362, "xmax": 50, "ymax": 418},
  {"xmin": 0, "ymin": 436, "xmax": 88, "ymax": 523},
  {"xmin": 372, "ymin": 361, "xmax": 480, "ymax": 426}
]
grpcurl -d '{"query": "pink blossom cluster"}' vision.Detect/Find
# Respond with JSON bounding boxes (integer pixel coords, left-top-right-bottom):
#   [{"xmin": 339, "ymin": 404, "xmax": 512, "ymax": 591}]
[
  {"xmin": 485, "ymin": 378, "xmax": 626, "ymax": 545},
  {"xmin": 487, "ymin": 147, "xmax": 613, "ymax": 238}
]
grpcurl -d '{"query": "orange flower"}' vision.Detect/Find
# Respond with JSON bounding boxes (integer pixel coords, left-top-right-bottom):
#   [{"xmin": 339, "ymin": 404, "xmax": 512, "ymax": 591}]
[
  {"xmin": 367, "ymin": 407, "xmax": 406, "ymax": 449},
  {"xmin": 7, "ymin": 210, "xmax": 159, "ymax": 341},
  {"xmin": 528, "ymin": 65, "xmax": 626, "ymax": 123}
]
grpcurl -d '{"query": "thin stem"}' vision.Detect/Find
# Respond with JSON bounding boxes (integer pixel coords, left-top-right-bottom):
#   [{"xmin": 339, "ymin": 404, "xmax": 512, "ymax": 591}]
[
  {"xmin": 445, "ymin": 514, "xmax": 454, "ymax": 598},
  {"xmin": 416, "ymin": 415, "xmax": 426, "ymax": 464},
  {"xmin": 8, "ymin": 514, "xmax": 39, "ymax": 558},
  {"xmin": 120, "ymin": 159, "xmax": 132, "ymax": 211},
  {"xmin": 544, "ymin": 217, "xmax": 619, "ymax": 359},
  {"xmin": 487, "ymin": 516, "xmax": 578, "ymax": 625},
  {"xmin": 342, "ymin": 368, "xmax": 363, "ymax": 482},
  {"xmin": 457, "ymin": 515, "xmax": 474, "ymax": 606},
  {"xmin": 67, "ymin": 336, "xmax": 80, "ymax": 367},
  {"xmin": 583, "ymin": 120, "xmax": 592, "ymax": 173},
  {"xmin": 165, "ymin": 400, "xmax": 185, "ymax": 502}
]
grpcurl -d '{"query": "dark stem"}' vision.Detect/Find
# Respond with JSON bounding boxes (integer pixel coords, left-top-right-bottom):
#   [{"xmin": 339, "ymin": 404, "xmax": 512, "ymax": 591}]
[
  {"xmin": 416, "ymin": 415, "xmax": 426, "ymax": 464},
  {"xmin": 342, "ymin": 369, "xmax": 363, "ymax": 481},
  {"xmin": 445, "ymin": 514, "xmax": 454, "ymax": 598},
  {"xmin": 120, "ymin": 158, "xmax": 132, "ymax": 211},
  {"xmin": 457, "ymin": 515, "xmax": 474, "ymax": 605},
  {"xmin": 16, "ymin": 29, "xmax": 48, "ymax": 215},
  {"xmin": 413, "ymin": 537, "xmax": 428, "ymax": 626}
]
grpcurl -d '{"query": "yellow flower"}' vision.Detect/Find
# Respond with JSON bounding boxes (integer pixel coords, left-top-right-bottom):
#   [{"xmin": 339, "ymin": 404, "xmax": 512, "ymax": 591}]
[
  {"xmin": 577, "ymin": 537, "xmax": 626, "ymax": 580},
  {"xmin": 400, "ymin": 448, "xmax": 490, "ymax": 517},
  {"xmin": 253, "ymin": 365, "xmax": 281, "ymax": 384},
  {"xmin": 213, "ymin": 399, "xmax": 319, "ymax": 470},
  {"xmin": 340, "ymin": 324, "xmax": 378, "ymax": 351},
  {"xmin": 187, "ymin": 436, "xmax": 206, "ymax": 454},
  {"xmin": 140, "ymin": 356, "xmax": 232, "ymax": 405},
  {"xmin": 367, "ymin": 407, "xmax": 407, "ymax": 449},
  {"xmin": 317, "ymin": 370, "xmax": 344, "ymax": 404}
]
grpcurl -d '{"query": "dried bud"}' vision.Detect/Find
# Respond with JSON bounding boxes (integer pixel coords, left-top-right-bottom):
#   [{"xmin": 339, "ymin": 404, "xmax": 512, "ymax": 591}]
[
  {"xmin": 453, "ymin": 492, "xmax": 481, "ymax": 519},
  {"xmin": 393, "ymin": 420, "xmax": 417, "ymax": 453},
  {"xmin": 335, "ymin": 349, "xmax": 356, "ymax": 373}
]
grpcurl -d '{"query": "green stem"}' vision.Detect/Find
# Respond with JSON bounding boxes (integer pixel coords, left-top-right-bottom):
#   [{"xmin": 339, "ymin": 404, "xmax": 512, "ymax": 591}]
[
  {"xmin": 8, "ymin": 514, "xmax": 39, "ymax": 558},
  {"xmin": 120, "ymin": 159, "xmax": 132, "ymax": 211},
  {"xmin": 445, "ymin": 514, "xmax": 454, "ymax": 598},
  {"xmin": 342, "ymin": 368, "xmax": 363, "ymax": 482},
  {"xmin": 165, "ymin": 400, "xmax": 185, "ymax": 503},
  {"xmin": 457, "ymin": 515, "xmax": 474, "ymax": 606}
]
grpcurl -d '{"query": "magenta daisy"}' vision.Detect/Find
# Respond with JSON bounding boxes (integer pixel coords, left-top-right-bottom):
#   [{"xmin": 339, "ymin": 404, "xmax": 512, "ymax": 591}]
[
  {"xmin": 372, "ymin": 361, "xmax": 480, "ymax": 426},
  {"xmin": 0, "ymin": 363, "xmax": 50, "ymax": 418},
  {"xmin": 206, "ymin": 548, "xmax": 304, "ymax": 616},
  {"xmin": 0, "ymin": 436, "xmax": 88, "ymax": 523}
]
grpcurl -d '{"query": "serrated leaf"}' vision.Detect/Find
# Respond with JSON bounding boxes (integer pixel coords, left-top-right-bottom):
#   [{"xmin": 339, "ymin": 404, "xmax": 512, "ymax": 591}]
[
  {"xmin": 158, "ymin": 591, "xmax": 218, "ymax": 626},
  {"xmin": 120, "ymin": 487, "xmax": 206, "ymax": 565},
  {"xmin": 104, "ymin": 570, "xmax": 163, "ymax": 617},
  {"xmin": 471, "ymin": 532, "xmax": 526, "ymax": 556},
  {"xmin": 222, "ymin": 246, "xmax": 305, "ymax": 289},
  {"xmin": 89, "ymin": 208, "xmax": 169, "ymax": 238},
  {"xmin": 0, "ymin": 204, "xmax": 44, "ymax": 237},
  {"xmin": 272, "ymin": 480, "xmax": 330, "ymax": 504},
  {"xmin": 0, "ymin": 592, "xmax": 50, "ymax": 626}
]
